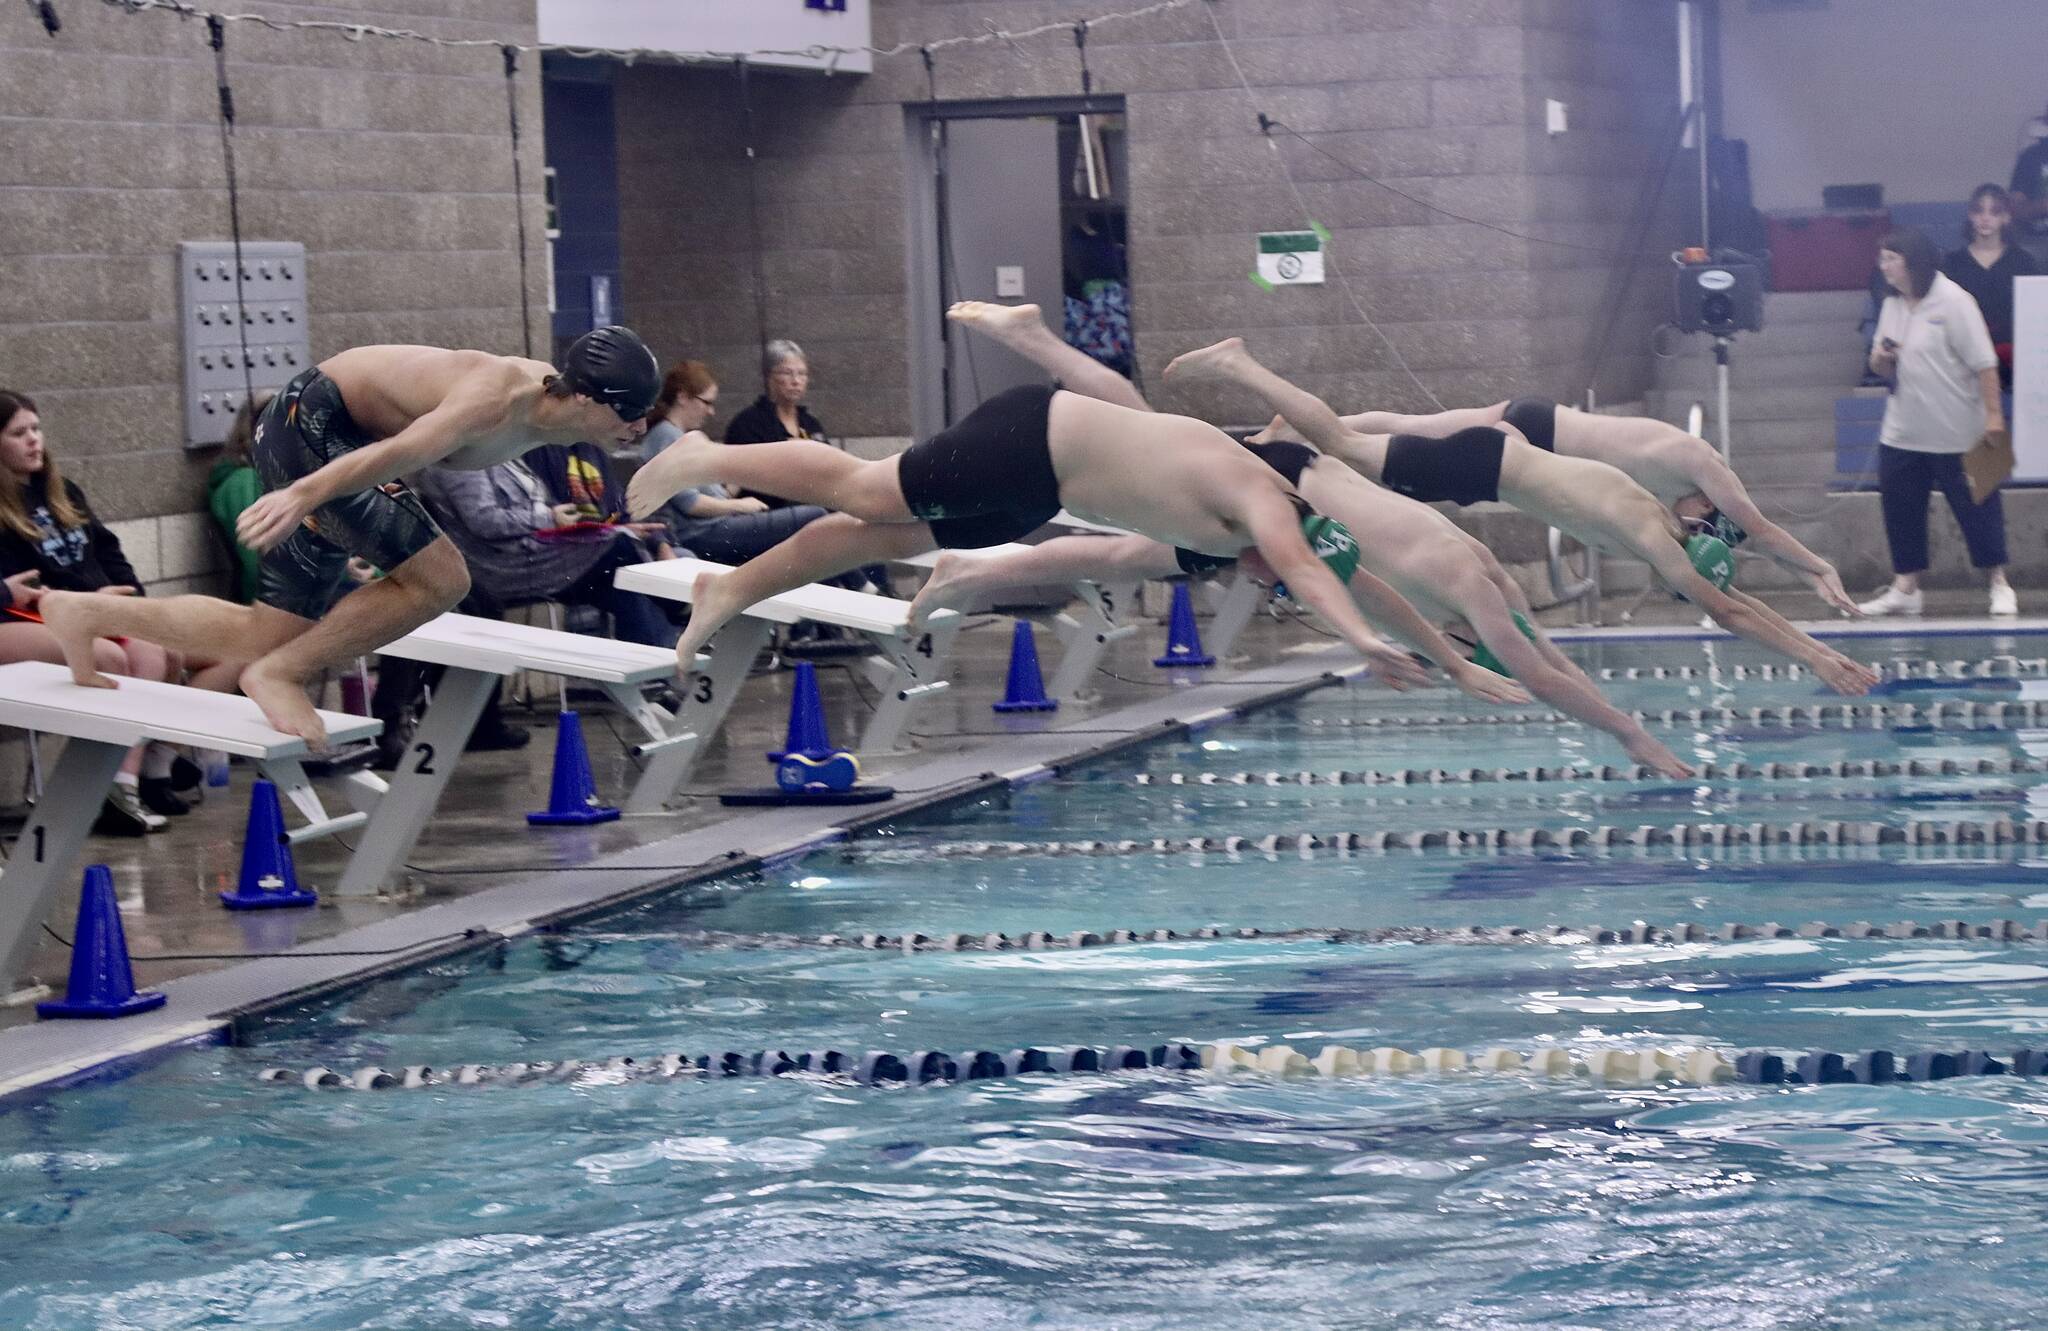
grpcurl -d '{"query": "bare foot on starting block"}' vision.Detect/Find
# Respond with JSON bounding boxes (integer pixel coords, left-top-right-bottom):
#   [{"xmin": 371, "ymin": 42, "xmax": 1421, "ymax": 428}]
[{"xmin": 239, "ymin": 657, "xmax": 329, "ymax": 751}]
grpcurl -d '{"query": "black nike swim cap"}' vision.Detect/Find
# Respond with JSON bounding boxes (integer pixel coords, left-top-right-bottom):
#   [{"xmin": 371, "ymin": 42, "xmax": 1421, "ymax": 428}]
[{"xmin": 559, "ymin": 326, "xmax": 661, "ymax": 422}]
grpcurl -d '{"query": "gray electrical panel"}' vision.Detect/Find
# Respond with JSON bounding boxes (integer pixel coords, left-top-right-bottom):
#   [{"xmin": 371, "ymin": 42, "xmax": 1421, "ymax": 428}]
[{"xmin": 177, "ymin": 240, "xmax": 310, "ymax": 449}]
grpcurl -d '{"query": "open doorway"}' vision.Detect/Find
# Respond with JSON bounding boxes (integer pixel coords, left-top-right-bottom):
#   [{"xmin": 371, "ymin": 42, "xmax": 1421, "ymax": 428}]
[{"xmin": 904, "ymin": 96, "xmax": 1131, "ymax": 439}]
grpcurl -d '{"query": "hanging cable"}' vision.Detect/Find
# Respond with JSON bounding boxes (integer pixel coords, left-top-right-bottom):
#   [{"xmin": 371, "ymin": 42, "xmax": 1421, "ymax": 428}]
[
  {"xmin": 1201, "ymin": 4, "xmax": 1444, "ymax": 410},
  {"xmin": 1258, "ymin": 118, "xmax": 1613, "ymax": 257},
  {"xmin": 205, "ymin": 13, "xmax": 258, "ymax": 411},
  {"xmin": 501, "ymin": 45, "xmax": 536, "ymax": 358},
  {"xmin": 922, "ymin": 47, "xmax": 981, "ymax": 417},
  {"xmin": 90, "ymin": 0, "xmax": 1201, "ymax": 68},
  {"xmin": 734, "ymin": 57, "xmax": 772, "ymax": 377}
]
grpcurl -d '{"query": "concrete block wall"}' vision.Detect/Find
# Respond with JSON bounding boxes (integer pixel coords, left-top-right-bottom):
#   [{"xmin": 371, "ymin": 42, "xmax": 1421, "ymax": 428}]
[
  {"xmin": 616, "ymin": 0, "xmax": 1686, "ymax": 439},
  {"xmin": 1, "ymin": 0, "xmax": 543, "ymax": 811},
  {"xmin": 0, "ymin": 0, "xmax": 546, "ymax": 526}
]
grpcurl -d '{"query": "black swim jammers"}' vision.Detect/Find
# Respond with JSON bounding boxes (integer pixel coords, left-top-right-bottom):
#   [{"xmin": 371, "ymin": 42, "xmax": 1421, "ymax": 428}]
[
  {"xmin": 252, "ymin": 366, "xmax": 445, "ymax": 619},
  {"xmin": 1501, "ymin": 397, "xmax": 1557, "ymax": 452},
  {"xmin": 1381, "ymin": 426, "xmax": 1509, "ymax": 507},
  {"xmin": 897, "ymin": 382, "xmax": 1063, "ymax": 549}
]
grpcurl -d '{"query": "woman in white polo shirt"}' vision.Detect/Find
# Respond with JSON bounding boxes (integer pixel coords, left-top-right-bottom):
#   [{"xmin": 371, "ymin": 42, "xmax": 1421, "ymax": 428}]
[{"xmin": 1858, "ymin": 228, "xmax": 2015, "ymax": 617}]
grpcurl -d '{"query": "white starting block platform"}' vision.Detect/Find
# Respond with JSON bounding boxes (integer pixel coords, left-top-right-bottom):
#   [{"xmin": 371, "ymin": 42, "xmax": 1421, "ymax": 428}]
[
  {"xmin": 0, "ymin": 661, "xmax": 382, "ymax": 994},
  {"xmin": 615, "ymin": 558, "xmax": 964, "ymax": 753},
  {"xmin": 312, "ymin": 613, "xmax": 695, "ymax": 897}
]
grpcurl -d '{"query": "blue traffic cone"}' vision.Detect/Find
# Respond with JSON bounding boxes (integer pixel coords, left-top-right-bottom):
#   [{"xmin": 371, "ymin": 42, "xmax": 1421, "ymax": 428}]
[
  {"xmin": 220, "ymin": 779, "xmax": 318, "ymax": 910},
  {"xmin": 527, "ymin": 711, "xmax": 620, "ymax": 825},
  {"xmin": 767, "ymin": 661, "xmax": 836, "ymax": 761},
  {"xmin": 38, "ymin": 865, "xmax": 166, "ymax": 1019},
  {"xmin": 993, "ymin": 619, "xmax": 1058, "ymax": 712},
  {"xmin": 1153, "ymin": 583, "xmax": 1215, "ymax": 667}
]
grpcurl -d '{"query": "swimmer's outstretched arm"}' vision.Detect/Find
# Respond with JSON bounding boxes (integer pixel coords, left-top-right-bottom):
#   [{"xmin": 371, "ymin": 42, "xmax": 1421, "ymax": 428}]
[
  {"xmin": 1342, "ymin": 570, "xmax": 1530, "ymax": 706},
  {"xmin": 1457, "ymin": 587, "xmax": 1689, "ymax": 776},
  {"xmin": 1688, "ymin": 460, "xmax": 1857, "ymax": 615},
  {"xmin": 1647, "ymin": 543, "xmax": 1878, "ymax": 696},
  {"xmin": 236, "ymin": 364, "xmax": 523, "ymax": 553},
  {"xmin": 1236, "ymin": 490, "xmax": 1431, "ymax": 690}
]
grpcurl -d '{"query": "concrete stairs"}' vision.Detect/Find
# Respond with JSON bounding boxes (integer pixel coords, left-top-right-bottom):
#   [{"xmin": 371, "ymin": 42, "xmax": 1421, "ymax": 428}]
[{"xmin": 1647, "ymin": 289, "xmax": 1869, "ymax": 494}]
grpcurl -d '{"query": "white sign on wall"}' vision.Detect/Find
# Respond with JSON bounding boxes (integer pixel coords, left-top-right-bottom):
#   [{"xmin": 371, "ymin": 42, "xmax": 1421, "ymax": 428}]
[
  {"xmin": 537, "ymin": 1, "xmax": 873, "ymax": 73},
  {"xmin": 1255, "ymin": 230, "xmax": 1325, "ymax": 287},
  {"xmin": 2015, "ymin": 276, "xmax": 2048, "ymax": 484}
]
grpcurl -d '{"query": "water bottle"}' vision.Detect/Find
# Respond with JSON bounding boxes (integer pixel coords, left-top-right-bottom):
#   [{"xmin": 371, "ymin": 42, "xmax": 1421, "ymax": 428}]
[{"xmin": 201, "ymin": 748, "xmax": 231, "ymax": 788}]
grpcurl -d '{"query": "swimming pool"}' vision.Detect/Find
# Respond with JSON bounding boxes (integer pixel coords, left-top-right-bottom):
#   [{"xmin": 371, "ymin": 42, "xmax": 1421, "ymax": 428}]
[{"xmin": 8, "ymin": 632, "xmax": 2048, "ymax": 1329}]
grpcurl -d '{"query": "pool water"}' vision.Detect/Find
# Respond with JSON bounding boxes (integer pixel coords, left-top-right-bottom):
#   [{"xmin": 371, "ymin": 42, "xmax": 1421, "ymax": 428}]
[{"xmin": 8, "ymin": 634, "xmax": 2048, "ymax": 1329}]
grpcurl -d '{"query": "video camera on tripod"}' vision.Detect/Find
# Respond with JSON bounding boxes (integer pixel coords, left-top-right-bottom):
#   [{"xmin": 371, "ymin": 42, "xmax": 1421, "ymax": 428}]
[{"xmin": 1673, "ymin": 248, "xmax": 1764, "ymax": 335}]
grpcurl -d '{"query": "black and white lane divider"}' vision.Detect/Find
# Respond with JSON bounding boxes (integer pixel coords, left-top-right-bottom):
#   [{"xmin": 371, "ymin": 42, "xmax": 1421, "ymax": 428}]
[
  {"xmin": 1589, "ymin": 656, "xmax": 2047, "ymax": 683},
  {"xmin": 636, "ymin": 917, "xmax": 2048, "ymax": 956},
  {"xmin": 904, "ymin": 816, "xmax": 2048, "ymax": 859},
  {"xmin": 1135, "ymin": 755, "xmax": 2048, "ymax": 788},
  {"xmin": 1306, "ymin": 699, "xmax": 2048, "ymax": 730},
  {"xmin": 259, "ymin": 1040, "xmax": 2048, "ymax": 1092}
]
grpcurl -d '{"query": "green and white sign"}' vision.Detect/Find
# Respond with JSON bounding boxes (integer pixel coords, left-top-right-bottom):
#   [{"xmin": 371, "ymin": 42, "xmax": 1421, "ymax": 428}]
[{"xmin": 1255, "ymin": 228, "xmax": 1325, "ymax": 286}]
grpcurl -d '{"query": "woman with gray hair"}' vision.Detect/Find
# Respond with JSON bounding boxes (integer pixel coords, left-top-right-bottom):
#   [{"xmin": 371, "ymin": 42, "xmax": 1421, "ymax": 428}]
[
  {"xmin": 722, "ymin": 340, "xmax": 829, "ymax": 510},
  {"xmin": 719, "ymin": 338, "xmax": 886, "ymax": 608}
]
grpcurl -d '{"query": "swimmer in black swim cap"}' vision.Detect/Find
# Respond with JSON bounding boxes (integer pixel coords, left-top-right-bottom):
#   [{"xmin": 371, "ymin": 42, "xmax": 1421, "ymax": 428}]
[
  {"xmin": 37, "ymin": 335, "xmax": 665, "ymax": 749},
  {"xmin": 556, "ymin": 325, "xmax": 662, "ymax": 422}
]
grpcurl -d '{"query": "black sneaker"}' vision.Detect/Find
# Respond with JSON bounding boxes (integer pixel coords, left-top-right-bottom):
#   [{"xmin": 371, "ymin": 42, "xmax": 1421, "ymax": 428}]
[
  {"xmin": 169, "ymin": 754, "xmax": 204, "ymax": 795},
  {"xmin": 138, "ymin": 776, "xmax": 192, "ymax": 817},
  {"xmin": 466, "ymin": 723, "xmax": 531, "ymax": 753},
  {"xmin": 93, "ymin": 785, "xmax": 164, "ymax": 837}
]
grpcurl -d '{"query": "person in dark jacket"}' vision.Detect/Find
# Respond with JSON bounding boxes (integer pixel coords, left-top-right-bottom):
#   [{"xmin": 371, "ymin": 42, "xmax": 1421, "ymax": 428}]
[
  {"xmin": 414, "ymin": 459, "xmax": 677, "ymax": 649},
  {"xmin": 0, "ymin": 389, "xmax": 189, "ymax": 832},
  {"xmin": 1942, "ymin": 183, "xmax": 2039, "ymax": 395},
  {"xmin": 717, "ymin": 339, "xmax": 887, "ymax": 609}
]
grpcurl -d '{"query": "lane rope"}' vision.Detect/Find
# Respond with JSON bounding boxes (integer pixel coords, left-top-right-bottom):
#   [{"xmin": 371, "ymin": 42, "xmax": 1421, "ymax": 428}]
[
  {"xmin": 636, "ymin": 917, "xmax": 2048, "ymax": 955},
  {"xmin": 1592, "ymin": 656, "xmax": 2045, "ymax": 683},
  {"xmin": 258, "ymin": 1040, "xmax": 2048, "ymax": 1092},
  {"xmin": 904, "ymin": 816, "xmax": 2048, "ymax": 860},
  {"xmin": 1135, "ymin": 755, "xmax": 2048, "ymax": 788},
  {"xmin": 1304, "ymin": 698, "xmax": 2048, "ymax": 730}
]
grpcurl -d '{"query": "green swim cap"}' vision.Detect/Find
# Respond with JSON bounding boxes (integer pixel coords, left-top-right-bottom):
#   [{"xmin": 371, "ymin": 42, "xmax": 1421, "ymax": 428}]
[
  {"xmin": 1685, "ymin": 533, "xmax": 1736, "ymax": 590},
  {"xmin": 1301, "ymin": 513, "xmax": 1360, "ymax": 585},
  {"xmin": 1468, "ymin": 610, "xmax": 1539, "ymax": 678}
]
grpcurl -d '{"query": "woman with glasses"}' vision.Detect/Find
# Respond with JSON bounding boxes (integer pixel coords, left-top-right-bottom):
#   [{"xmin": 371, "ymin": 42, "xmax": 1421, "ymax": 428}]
[
  {"xmin": 1858, "ymin": 227, "xmax": 2014, "ymax": 617},
  {"xmin": 639, "ymin": 360, "xmax": 838, "ymax": 567}
]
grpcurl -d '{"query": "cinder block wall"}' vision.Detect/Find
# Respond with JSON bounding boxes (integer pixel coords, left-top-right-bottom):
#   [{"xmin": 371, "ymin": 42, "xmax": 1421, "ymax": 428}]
[
  {"xmin": 616, "ymin": 0, "xmax": 1686, "ymax": 441},
  {"xmin": 0, "ymin": 0, "xmax": 544, "ymax": 805},
  {"xmin": 0, "ymin": 0, "xmax": 546, "ymax": 542}
]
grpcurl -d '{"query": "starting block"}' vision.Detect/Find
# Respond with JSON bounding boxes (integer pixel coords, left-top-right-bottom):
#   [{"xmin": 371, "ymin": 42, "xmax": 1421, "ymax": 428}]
[
  {"xmin": 614, "ymin": 557, "xmax": 963, "ymax": 754},
  {"xmin": 0, "ymin": 661, "xmax": 381, "ymax": 995}
]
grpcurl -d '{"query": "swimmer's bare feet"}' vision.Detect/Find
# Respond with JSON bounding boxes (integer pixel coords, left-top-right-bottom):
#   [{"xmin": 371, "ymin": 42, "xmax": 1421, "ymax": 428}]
[
  {"xmin": 38, "ymin": 591, "xmax": 119, "ymax": 689},
  {"xmin": 908, "ymin": 551, "xmax": 987, "ymax": 629},
  {"xmin": 946, "ymin": 300, "xmax": 1050, "ymax": 355},
  {"xmin": 239, "ymin": 658, "xmax": 328, "ymax": 750},
  {"xmin": 1162, "ymin": 337, "xmax": 1252, "ymax": 386},
  {"xmin": 1626, "ymin": 733, "xmax": 1694, "ymax": 780},
  {"xmin": 672, "ymin": 569, "xmax": 745, "ymax": 673},
  {"xmin": 626, "ymin": 429, "xmax": 724, "ymax": 521}
]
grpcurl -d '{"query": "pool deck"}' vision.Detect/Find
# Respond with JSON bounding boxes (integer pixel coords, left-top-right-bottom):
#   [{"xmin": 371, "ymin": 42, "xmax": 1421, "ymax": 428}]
[{"xmin": 5, "ymin": 592, "xmax": 2047, "ymax": 1101}]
